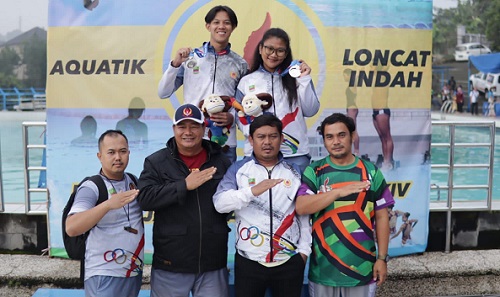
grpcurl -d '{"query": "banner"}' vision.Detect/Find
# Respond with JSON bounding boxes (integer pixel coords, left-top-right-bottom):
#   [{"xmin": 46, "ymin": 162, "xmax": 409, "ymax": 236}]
[{"xmin": 47, "ymin": 0, "xmax": 432, "ymax": 265}]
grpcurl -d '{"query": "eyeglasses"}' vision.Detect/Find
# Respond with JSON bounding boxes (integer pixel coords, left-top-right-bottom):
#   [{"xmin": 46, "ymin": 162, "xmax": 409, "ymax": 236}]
[{"xmin": 262, "ymin": 45, "xmax": 287, "ymax": 57}]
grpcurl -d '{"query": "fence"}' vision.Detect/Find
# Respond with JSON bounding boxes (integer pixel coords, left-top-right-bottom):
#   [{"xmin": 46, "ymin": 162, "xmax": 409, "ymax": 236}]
[{"xmin": 0, "ymin": 87, "xmax": 46, "ymax": 111}]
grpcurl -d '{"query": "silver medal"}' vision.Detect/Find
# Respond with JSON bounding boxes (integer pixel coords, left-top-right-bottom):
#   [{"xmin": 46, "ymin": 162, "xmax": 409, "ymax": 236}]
[
  {"xmin": 186, "ymin": 56, "xmax": 197, "ymax": 69},
  {"xmin": 289, "ymin": 65, "xmax": 301, "ymax": 78}
]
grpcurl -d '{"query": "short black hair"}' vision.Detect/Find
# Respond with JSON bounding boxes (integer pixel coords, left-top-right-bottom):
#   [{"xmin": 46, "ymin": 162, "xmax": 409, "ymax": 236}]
[
  {"xmin": 98, "ymin": 130, "xmax": 128, "ymax": 151},
  {"xmin": 205, "ymin": 5, "xmax": 238, "ymax": 28},
  {"xmin": 249, "ymin": 114, "xmax": 283, "ymax": 137},
  {"xmin": 319, "ymin": 113, "xmax": 356, "ymax": 138}
]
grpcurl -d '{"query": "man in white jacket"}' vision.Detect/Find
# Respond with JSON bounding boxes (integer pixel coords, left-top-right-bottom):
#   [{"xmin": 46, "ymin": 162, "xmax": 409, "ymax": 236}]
[{"xmin": 213, "ymin": 114, "xmax": 311, "ymax": 297}]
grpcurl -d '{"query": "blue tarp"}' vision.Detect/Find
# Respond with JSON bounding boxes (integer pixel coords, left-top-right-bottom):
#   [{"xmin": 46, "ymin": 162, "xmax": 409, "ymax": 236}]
[{"xmin": 469, "ymin": 53, "xmax": 500, "ymax": 74}]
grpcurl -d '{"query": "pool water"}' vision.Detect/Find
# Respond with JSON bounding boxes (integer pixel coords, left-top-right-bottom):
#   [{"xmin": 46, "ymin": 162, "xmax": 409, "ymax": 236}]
[
  {"xmin": 430, "ymin": 125, "xmax": 498, "ymax": 202},
  {"xmin": 0, "ymin": 113, "xmax": 46, "ymax": 204}
]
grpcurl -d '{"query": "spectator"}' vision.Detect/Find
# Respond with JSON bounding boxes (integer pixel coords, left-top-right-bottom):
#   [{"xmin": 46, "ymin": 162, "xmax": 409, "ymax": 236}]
[
  {"xmin": 455, "ymin": 85, "xmax": 464, "ymax": 113},
  {"xmin": 448, "ymin": 76, "xmax": 457, "ymax": 94},
  {"xmin": 487, "ymin": 87, "xmax": 496, "ymax": 117},
  {"xmin": 469, "ymin": 86, "xmax": 479, "ymax": 115}
]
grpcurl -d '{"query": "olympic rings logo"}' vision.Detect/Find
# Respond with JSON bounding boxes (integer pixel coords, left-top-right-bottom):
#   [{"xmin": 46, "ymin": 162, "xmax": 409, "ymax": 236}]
[
  {"xmin": 103, "ymin": 248, "xmax": 144, "ymax": 272},
  {"xmin": 273, "ymin": 236, "xmax": 296, "ymax": 255},
  {"xmin": 239, "ymin": 226, "xmax": 265, "ymax": 247}
]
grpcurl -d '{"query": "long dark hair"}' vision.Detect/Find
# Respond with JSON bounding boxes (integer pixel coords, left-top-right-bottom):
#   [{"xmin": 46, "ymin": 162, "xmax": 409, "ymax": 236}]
[{"xmin": 250, "ymin": 28, "xmax": 298, "ymax": 110}]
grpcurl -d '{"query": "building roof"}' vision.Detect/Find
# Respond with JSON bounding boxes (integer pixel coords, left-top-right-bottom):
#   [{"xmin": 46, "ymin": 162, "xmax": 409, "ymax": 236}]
[{"xmin": 2, "ymin": 27, "xmax": 47, "ymax": 47}]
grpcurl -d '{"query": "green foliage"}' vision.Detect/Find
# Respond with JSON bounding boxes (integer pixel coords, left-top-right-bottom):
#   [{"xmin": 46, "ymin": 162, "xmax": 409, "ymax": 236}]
[
  {"xmin": 433, "ymin": 0, "xmax": 500, "ymax": 55},
  {"xmin": 433, "ymin": 7, "xmax": 460, "ymax": 55},
  {"xmin": 23, "ymin": 36, "xmax": 47, "ymax": 88},
  {"xmin": 0, "ymin": 47, "xmax": 21, "ymax": 76},
  {"xmin": 484, "ymin": 0, "xmax": 500, "ymax": 51},
  {"xmin": 0, "ymin": 73, "xmax": 24, "ymax": 88}
]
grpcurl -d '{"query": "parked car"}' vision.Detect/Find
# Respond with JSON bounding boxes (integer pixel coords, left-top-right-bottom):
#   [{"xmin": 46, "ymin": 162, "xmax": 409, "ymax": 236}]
[
  {"xmin": 469, "ymin": 72, "xmax": 500, "ymax": 96},
  {"xmin": 454, "ymin": 43, "xmax": 491, "ymax": 62}
]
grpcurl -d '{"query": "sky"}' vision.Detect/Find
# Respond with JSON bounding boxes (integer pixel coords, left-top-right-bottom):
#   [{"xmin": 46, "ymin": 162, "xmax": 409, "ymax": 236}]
[
  {"xmin": 0, "ymin": 0, "xmax": 49, "ymax": 36},
  {"xmin": 0, "ymin": 0, "xmax": 459, "ymax": 36}
]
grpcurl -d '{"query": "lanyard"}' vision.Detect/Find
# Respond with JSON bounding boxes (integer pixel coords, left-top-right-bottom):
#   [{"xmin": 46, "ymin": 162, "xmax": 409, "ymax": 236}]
[{"xmin": 100, "ymin": 171, "xmax": 138, "ymax": 234}]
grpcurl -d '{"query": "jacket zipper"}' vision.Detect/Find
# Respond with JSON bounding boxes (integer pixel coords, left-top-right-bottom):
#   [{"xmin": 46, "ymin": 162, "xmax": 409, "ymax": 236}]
[
  {"xmin": 172, "ymin": 152, "xmax": 204, "ymax": 273},
  {"xmin": 271, "ymin": 73, "xmax": 276, "ymax": 115},
  {"xmin": 267, "ymin": 168, "xmax": 274, "ymax": 262},
  {"xmin": 212, "ymin": 54, "xmax": 218, "ymax": 93},
  {"xmin": 196, "ymin": 188, "xmax": 202, "ymax": 273}
]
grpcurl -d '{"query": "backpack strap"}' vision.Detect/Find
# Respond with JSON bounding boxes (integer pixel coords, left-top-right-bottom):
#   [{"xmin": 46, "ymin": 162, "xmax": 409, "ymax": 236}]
[
  {"xmin": 125, "ymin": 172, "xmax": 138, "ymax": 187},
  {"xmin": 88, "ymin": 175, "xmax": 108, "ymax": 205},
  {"xmin": 77, "ymin": 175, "xmax": 107, "ymax": 282}
]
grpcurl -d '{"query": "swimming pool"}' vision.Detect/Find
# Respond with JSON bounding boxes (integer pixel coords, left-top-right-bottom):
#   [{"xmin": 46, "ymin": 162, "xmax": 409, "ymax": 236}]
[
  {"xmin": 0, "ymin": 112, "xmax": 498, "ymax": 205},
  {"xmin": 0, "ymin": 112, "xmax": 46, "ymax": 204},
  {"xmin": 430, "ymin": 123, "xmax": 498, "ymax": 203}
]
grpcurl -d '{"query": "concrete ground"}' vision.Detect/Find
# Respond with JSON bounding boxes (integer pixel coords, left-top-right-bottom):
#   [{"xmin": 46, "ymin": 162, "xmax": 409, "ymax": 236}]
[{"xmin": 1, "ymin": 250, "xmax": 500, "ymax": 297}]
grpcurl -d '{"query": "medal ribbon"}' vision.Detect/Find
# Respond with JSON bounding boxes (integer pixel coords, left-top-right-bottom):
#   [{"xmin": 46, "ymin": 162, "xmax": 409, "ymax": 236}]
[{"xmin": 281, "ymin": 60, "xmax": 301, "ymax": 77}]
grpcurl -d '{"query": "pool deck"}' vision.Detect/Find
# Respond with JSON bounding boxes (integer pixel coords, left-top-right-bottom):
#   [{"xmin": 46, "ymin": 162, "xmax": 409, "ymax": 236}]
[
  {"xmin": 431, "ymin": 110, "xmax": 500, "ymax": 127},
  {"xmin": 1, "ymin": 250, "xmax": 500, "ymax": 297}
]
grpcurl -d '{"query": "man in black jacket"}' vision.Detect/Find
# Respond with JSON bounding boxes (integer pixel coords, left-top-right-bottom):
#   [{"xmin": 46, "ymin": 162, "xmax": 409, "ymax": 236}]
[{"xmin": 137, "ymin": 103, "xmax": 232, "ymax": 297}]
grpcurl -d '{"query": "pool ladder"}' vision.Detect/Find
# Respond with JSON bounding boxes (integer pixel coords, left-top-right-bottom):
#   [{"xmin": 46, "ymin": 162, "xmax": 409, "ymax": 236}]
[
  {"xmin": 430, "ymin": 120, "xmax": 496, "ymax": 253},
  {"xmin": 22, "ymin": 121, "xmax": 47, "ymax": 215}
]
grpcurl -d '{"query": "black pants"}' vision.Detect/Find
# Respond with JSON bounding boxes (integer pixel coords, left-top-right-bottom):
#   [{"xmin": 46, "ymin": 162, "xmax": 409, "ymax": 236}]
[
  {"xmin": 471, "ymin": 102, "xmax": 478, "ymax": 115},
  {"xmin": 234, "ymin": 252, "xmax": 305, "ymax": 297}
]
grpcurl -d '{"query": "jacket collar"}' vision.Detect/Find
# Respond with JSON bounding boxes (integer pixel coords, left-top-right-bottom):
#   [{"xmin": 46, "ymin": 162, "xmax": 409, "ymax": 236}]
[
  {"xmin": 166, "ymin": 137, "xmax": 221, "ymax": 158},
  {"xmin": 203, "ymin": 42, "xmax": 231, "ymax": 56},
  {"xmin": 250, "ymin": 151, "xmax": 284, "ymax": 166},
  {"xmin": 258, "ymin": 64, "xmax": 283, "ymax": 76}
]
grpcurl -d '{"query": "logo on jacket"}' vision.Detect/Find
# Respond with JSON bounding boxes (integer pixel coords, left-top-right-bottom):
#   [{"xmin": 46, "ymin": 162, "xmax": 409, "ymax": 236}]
[
  {"xmin": 248, "ymin": 178, "xmax": 256, "ymax": 186},
  {"xmin": 283, "ymin": 179, "xmax": 292, "ymax": 188}
]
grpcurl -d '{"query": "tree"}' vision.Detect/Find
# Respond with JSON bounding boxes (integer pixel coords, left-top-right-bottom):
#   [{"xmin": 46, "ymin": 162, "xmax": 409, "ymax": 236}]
[
  {"xmin": 0, "ymin": 72, "xmax": 23, "ymax": 88},
  {"xmin": 0, "ymin": 47, "xmax": 21, "ymax": 76},
  {"xmin": 23, "ymin": 35, "xmax": 47, "ymax": 88},
  {"xmin": 432, "ymin": 8, "xmax": 459, "ymax": 55},
  {"xmin": 432, "ymin": 0, "xmax": 500, "ymax": 57},
  {"xmin": 484, "ymin": 0, "xmax": 500, "ymax": 51}
]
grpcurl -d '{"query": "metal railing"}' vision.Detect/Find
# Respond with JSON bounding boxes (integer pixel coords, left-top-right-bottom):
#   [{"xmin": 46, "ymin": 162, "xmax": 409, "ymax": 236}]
[
  {"xmin": 22, "ymin": 121, "xmax": 47, "ymax": 215},
  {"xmin": 0, "ymin": 87, "xmax": 45, "ymax": 111},
  {"xmin": 430, "ymin": 120, "xmax": 495, "ymax": 253}
]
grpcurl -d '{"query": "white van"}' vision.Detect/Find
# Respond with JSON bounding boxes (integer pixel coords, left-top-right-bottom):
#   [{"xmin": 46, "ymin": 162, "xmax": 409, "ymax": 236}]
[
  {"xmin": 485, "ymin": 73, "xmax": 500, "ymax": 97},
  {"xmin": 470, "ymin": 72, "xmax": 500, "ymax": 96},
  {"xmin": 454, "ymin": 43, "xmax": 491, "ymax": 62}
]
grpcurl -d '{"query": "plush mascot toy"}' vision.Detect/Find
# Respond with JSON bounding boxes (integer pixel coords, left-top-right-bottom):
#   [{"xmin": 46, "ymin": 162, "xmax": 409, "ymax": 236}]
[
  {"xmin": 200, "ymin": 95, "xmax": 243, "ymax": 146},
  {"xmin": 238, "ymin": 93, "xmax": 273, "ymax": 125}
]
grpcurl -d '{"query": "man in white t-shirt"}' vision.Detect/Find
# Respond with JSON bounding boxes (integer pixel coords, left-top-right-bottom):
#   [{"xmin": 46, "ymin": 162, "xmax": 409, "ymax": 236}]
[
  {"xmin": 469, "ymin": 86, "xmax": 480, "ymax": 115},
  {"xmin": 66, "ymin": 130, "xmax": 144, "ymax": 297}
]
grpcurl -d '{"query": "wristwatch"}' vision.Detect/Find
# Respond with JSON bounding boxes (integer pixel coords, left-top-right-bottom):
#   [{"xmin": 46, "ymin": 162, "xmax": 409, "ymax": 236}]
[{"xmin": 376, "ymin": 254, "xmax": 390, "ymax": 262}]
